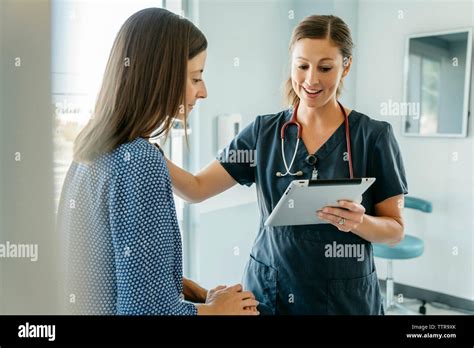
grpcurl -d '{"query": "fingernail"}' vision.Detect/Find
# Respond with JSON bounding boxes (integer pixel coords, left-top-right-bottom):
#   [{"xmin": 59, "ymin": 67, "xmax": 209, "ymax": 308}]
[{"xmin": 323, "ymin": 208, "xmax": 328, "ymax": 213}]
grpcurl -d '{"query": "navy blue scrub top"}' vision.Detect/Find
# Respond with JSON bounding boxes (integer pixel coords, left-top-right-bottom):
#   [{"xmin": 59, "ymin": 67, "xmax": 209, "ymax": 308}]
[{"xmin": 218, "ymin": 108, "xmax": 408, "ymax": 315}]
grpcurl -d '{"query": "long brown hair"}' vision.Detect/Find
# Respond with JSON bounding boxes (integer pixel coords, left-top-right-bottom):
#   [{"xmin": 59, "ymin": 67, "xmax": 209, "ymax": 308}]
[
  {"xmin": 284, "ymin": 15, "xmax": 353, "ymax": 107},
  {"xmin": 74, "ymin": 8, "xmax": 207, "ymax": 163}
]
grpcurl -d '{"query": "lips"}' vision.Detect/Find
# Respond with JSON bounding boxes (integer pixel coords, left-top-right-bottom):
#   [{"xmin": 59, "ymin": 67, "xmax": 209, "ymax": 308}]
[
  {"xmin": 302, "ymin": 86, "xmax": 323, "ymax": 98},
  {"xmin": 303, "ymin": 86, "xmax": 323, "ymax": 95}
]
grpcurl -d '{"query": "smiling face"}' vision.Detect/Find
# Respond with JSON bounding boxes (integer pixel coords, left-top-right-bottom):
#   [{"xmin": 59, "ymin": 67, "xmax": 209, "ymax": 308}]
[
  {"xmin": 176, "ymin": 50, "xmax": 208, "ymax": 121},
  {"xmin": 291, "ymin": 38, "xmax": 351, "ymax": 109}
]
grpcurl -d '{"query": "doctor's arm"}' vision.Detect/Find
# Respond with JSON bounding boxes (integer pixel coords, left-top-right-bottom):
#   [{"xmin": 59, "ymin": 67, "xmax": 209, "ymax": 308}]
[
  {"xmin": 318, "ymin": 195, "xmax": 405, "ymax": 245},
  {"xmin": 353, "ymin": 195, "xmax": 405, "ymax": 245},
  {"xmin": 165, "ymin": 158, "xmax": 237, "ymax": 203}
]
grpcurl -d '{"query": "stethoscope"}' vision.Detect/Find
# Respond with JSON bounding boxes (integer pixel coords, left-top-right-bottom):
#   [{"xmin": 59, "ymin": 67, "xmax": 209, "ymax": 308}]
[{"xmin": 276, "ymin": 100, "xmax": 354, "ymax": 180}]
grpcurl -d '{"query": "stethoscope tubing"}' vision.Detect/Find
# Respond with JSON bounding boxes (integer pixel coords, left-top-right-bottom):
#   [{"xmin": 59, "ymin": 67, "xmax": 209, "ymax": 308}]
[{"xmin": 277, "ymin": 100, "xmax": 354, "ymax": 179}]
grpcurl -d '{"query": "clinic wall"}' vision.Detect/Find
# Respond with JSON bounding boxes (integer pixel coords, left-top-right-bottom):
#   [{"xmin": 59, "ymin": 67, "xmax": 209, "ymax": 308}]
[
  {"xmin": 354, "ymin": 0, "xmax": 473, "ymax": 301},
  {"xmin": 0, "ymin": 0, "xmax": 60, "ymax": 313},
  {"xmin": 192, "ymin": 203, "xmax": 260, "ymax": 286}
]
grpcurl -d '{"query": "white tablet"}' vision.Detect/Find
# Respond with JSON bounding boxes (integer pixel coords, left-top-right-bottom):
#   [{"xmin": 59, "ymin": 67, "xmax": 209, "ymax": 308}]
[{"xmin": 264, "ymin": 178, "xmax": 376, "ymax": 227}]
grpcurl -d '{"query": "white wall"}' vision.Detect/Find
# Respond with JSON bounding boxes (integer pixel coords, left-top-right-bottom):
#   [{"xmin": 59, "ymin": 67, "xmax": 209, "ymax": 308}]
[
  {"xmin": 354, "ymin": 0, "xmax": 473, "ymax": 301},
  {"xmin": 0, "ymin": 0, "xmax": 59, "ymax": 314}
]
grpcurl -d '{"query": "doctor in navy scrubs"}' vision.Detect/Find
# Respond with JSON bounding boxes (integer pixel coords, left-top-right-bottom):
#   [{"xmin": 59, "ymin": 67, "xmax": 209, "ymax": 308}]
[{"xmin": 167, "ymin": 14, "xmax": 408, "ymax": 315}]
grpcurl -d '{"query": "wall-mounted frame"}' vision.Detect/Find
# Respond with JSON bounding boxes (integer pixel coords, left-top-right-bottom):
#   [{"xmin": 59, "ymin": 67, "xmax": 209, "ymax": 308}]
[{"xmin": 403, "ymin": 28, "xmax": 472, "ymax": 138}]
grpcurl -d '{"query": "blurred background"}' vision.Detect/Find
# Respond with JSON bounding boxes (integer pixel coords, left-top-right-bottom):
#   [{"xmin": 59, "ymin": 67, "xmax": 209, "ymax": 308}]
[{"xmin": 0, "ymin": 0, "xmax": 472, "ymax": 315}]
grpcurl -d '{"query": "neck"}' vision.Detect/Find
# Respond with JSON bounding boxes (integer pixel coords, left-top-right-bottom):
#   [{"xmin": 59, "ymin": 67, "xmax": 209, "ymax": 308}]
[{"xmin": 297, "ymin": 99, "xmax": 343, "ymax": 129}]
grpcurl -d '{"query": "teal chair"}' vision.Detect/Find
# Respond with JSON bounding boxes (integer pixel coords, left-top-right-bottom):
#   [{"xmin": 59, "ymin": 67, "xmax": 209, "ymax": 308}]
[{"xmin": 373, "ymin": 196, "xmax": 432, "ymax": 314}]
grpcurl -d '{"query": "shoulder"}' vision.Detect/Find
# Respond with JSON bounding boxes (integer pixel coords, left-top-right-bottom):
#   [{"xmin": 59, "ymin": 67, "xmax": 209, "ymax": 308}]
[
  {"xmin": 249, "ymin": 109, "xmax": 289, "ymax": 139},
  {"xmin": 231, "ymin": 110, "xmax": 288, "ymax": 143},
  {"xmin": 352, "ymin": 110, "xmax": 395, "ymax": 141},
  {"xmin": 256, "ymin": 109, "xmax": 289, "ymax": 128},
  {"xmin": 104, "ymin": 137, "xmax": 168, "ymax": 180}
]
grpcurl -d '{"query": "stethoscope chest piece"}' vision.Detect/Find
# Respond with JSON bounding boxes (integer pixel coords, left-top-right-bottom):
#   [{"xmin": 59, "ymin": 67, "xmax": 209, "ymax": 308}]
[
  {"xmin": 305, "ymin": 154, "xmax": 317, "ymax": 166},
  {"xmin": 305, "ymin": 155, "xmax": 319, "ymax": 180}
]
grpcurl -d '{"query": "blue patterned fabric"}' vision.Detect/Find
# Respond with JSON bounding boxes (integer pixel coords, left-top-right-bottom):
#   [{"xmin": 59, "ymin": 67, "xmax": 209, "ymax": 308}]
[{"xmin": 57, "ymin": 137, "xmax": 197, "ymax": 315}]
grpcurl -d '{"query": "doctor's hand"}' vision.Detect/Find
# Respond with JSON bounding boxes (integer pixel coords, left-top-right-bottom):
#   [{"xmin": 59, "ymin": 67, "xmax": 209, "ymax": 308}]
[
  {"xmin": 197, "ymin": 284, "xmax": 259, "ymax": 315},
  {"xmin": 317, "ymin": 200, "xmax": 366, "ymax": 233}
]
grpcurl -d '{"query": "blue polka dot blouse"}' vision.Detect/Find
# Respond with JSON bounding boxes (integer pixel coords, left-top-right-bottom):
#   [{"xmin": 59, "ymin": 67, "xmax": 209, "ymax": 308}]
[{"xmin": 57, "ymin": 137, "xmax": 197, "ymax": 315}]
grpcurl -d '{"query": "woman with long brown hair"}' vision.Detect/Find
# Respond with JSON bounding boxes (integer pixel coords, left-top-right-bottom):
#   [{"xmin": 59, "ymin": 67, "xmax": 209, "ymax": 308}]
[{"xmin": 57, "ymin": 8, "xmax": 258, "ymax": 315}]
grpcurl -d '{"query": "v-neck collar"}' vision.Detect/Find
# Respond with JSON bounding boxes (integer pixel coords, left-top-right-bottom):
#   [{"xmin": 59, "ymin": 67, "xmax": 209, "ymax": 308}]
[{"xmin": 284, "ymin": 108, "xmax": 359, "ymax": 161}]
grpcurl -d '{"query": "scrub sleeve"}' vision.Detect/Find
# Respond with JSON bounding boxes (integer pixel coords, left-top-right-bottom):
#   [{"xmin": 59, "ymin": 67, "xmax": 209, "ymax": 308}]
[
  {"xmin": 217, "ymin": 118, "xmax": 260, "ymax": 186},
  {"xmin": 368, "ymin": 123, "xmax": 408, "ymax": 204}
]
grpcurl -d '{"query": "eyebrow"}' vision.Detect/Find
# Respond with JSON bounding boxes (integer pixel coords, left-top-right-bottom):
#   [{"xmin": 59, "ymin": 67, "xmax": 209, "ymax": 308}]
[
  {"xmin": 296, "ymin": 56, "xmax": 334, "ymax": 62},
  {"xmin": 190, "ymin": 69, "xmax": 204, "ymax": 73}
]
